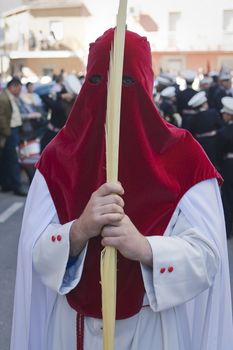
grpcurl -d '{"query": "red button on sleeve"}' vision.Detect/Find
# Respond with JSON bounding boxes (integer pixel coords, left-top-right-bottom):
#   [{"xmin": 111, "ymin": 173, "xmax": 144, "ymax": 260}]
[
  {"xmin": 168, "ymin": 266, "xmax": 174, "ymax": 273},
  {"xmin": 51, "ymin": 235, "xmax": 56, "ymax": 242},
  {"xmin": 160, "ymin": 267, "xmax": 166, "ymax": 273},
  {"xmin": 57, "ymin": 234, "xmax": 62, "ymax": 241}
]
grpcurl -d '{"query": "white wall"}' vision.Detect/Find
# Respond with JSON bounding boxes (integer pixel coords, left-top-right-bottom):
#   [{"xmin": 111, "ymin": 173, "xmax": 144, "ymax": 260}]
[
  {"xmin": 2, "ymin": 0, "xmax": 233, "ymax": 58},
  {"xmin": 134, "ymin": 0, "xmax": 233, "ymax": 51}
]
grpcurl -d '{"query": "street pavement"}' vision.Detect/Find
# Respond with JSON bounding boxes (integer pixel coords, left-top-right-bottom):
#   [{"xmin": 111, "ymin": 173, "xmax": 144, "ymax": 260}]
[
  {"xmin": 0, "ymin": 191, "xmax": 233, "ymax": 350},
  {"xmin": 0, "ymin": 191, "xmax": 26, "ymax": 350}
]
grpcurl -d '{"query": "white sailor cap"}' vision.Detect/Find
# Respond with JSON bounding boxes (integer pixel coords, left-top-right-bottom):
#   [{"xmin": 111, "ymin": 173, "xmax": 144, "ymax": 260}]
[
  {"xmin": 209, "ymin": 70, "xmax": 219, "ymax": 78},
  {"xmin": 188, "ymin": 91, "xmax": 207, "ymax": 108},
  {"xmin": 182, "ymin": 70, "xmax": 196, "ymax": 83},
  {"xmin": 160, "ymin": 72, "xmax": 176, "ymax": 83},
  {"xmin": 155, "ymin": 76, "xmax": 171, "ymax": 87},
  {"xmin": 219, "ymin": 71, "xmax": 231, "ymax": 81},
  {"xmin": 200, "ymin": 77, "xmax": 213, "ymax": 86},
  {"xmin": 221, "ymin": 96, "xmax": 233, "ymax": 115},
  {"xmin": 160, "ymin": 86, "xmax": 176, "ymax": 98}
]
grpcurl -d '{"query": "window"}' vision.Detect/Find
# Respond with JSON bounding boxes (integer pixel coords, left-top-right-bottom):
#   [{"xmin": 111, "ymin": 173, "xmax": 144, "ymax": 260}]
[
  {"xmin": 49, "ymin": 21, "xmax": 64, "ymax": 41},
  {"xmin": 42, "ymin": 66, "xmax": 54, "ymax": 77},
  {"xmin": 218, "ymin": 57, "xmax": 233, "ymax": 70},
  {"xmin": 169, "ymin": 12, "xmax": 181, "ymax": 31},
  {"xmin": 160, "ymin": 57, "xmax": 185, "ymax": 73},
  {"xmin": 223, "ymin": 10, "xmax": 233, "ymax": 32}
]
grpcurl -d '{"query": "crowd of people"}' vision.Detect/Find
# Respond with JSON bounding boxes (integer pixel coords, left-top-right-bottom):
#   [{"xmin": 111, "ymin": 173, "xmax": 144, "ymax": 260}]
[
  {"xmin": 0, "ymin": 66, "xmax": 233, "ymax": 237},
  {"xmin": 155, "ymin": 69, "xmax": 233, "ymax": 238},
  {"xmin": 0, "ymin": 72, "xmax": 81, "ymax": 195}
]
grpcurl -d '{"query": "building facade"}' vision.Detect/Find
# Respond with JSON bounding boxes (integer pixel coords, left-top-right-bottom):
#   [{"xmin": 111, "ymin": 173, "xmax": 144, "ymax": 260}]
[{"xmin": 0, "ymin": 0, "xmax": 233, "ymax": 77}]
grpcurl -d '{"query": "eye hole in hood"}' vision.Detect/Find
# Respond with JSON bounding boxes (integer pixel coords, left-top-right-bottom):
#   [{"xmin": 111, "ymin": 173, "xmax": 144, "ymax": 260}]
[
  {"xmin": 88, "ymin": 74, "xmax": 102, "ymax": 85},
  {"xmin": 122, "ymin": 76, "xmax": 135, "ymax": 86}
]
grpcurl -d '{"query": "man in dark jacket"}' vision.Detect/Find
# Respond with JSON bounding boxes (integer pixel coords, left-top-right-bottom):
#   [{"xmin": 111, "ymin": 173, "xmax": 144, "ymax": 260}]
[{"xmin": 0, "ymin": 77, "xmax": 27, "ymax": 196}]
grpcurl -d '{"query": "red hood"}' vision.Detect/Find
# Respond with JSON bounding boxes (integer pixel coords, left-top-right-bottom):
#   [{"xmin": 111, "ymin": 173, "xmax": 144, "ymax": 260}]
[{"xmin": 37, "ymin": 28, "xmax": 222, "ymax": 319}]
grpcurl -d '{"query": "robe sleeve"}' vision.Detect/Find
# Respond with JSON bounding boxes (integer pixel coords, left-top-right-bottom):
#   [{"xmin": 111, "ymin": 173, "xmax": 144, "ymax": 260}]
[
  {"xmin": 141, "ymin": 178, "xmax": 220, "ymax": 312},
  {"xmin": 33, "ymin": 222, "xmax": 88, "ymax": 294},
  {"xmin": 32, "ymin": 172, "xmax": 88, "ymax": 294}
]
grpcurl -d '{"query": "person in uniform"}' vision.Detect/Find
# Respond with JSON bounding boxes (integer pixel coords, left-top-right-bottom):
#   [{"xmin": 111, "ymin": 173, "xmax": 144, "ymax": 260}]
[
  {"xmin": 153, "ymin": 75, "xmax": 172, "ymax": 106},
  {"xmin": 184, "ymin": 91, "xmax": 224, "ymax": 168},
  {"xmin": 11, "ymin": 29, "xmax": 233, "ymax": 350},
  {"xmin": 176, "ymin": 70, "xmax": 197, "ymax": 116},
  {"xmin": 199, "ymin": 76, "xmax": 213, "ymax": 95},
  {"xmin": 207, "ymin": 71, "xmax": 219, "ymax": 109},
  {"xmin": 158, "ymin": 86, "xmax": 181, "ymax": 127},
  {"xmin": 217, "ymin": 96, "xmax": 233, "ymax": 238},
  {"xmin": 211, "ymin": 71, "xmax": 233, "ymax": 112}
]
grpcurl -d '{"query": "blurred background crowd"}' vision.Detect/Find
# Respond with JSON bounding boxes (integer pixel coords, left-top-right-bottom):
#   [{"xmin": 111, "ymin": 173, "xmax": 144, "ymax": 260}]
[
  {"xmin": 0, "ymin": 70, "xmax": 81, "ymax": 194},
  {"xmin": 0, "ymin": 66, "xmax": 233, "ymax": 237}
]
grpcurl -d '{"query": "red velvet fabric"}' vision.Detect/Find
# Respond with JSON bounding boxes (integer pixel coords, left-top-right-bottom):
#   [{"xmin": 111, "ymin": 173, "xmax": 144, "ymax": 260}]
[{"xmin": 37, "ymin": 29, "xmax": 222, "ymax": 319}]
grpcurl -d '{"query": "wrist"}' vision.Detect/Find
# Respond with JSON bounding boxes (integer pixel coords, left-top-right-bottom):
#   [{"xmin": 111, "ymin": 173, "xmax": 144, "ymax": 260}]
[
  {"xmin": 69, "ymin": 219, "xmax": 88, "ymax": 256},
  {"xmin": 138, "ymin": 236, "xmax": 153, "ymax": 267}
]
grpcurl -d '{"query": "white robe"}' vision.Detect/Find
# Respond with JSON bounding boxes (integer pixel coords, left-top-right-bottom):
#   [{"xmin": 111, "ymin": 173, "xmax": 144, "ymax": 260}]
[{"xmin": 10, "ymin": 170, "xmax": 233, "ymax": 350}]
